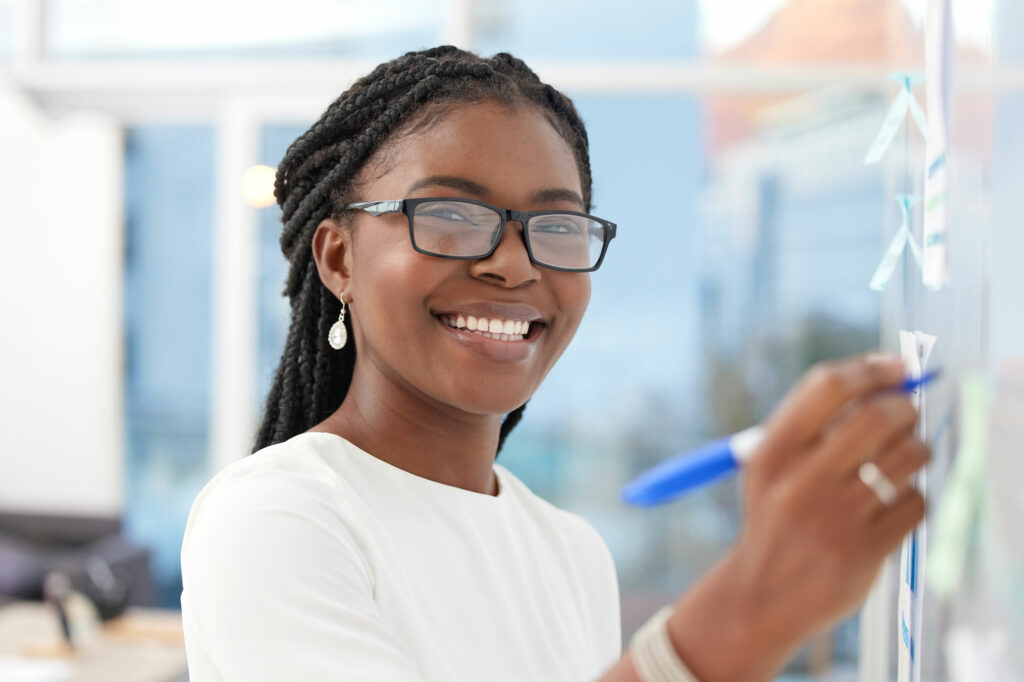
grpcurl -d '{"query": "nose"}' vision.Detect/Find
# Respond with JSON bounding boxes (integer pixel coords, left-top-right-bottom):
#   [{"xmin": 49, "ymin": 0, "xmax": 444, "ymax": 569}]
[{"xmin": 468, "ymin": 219, "xmax": 541, "ymax": 288}]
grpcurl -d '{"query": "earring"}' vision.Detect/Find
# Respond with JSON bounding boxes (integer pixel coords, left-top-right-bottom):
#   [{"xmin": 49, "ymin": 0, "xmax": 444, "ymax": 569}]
[{"xmin": 328, "ymin": 296, "xmax": 348, "ymax": 350}]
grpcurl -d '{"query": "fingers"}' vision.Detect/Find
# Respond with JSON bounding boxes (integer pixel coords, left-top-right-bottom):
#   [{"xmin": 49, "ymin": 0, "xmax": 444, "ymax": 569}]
[
  {"xmin": 847, "ymin": 435, "xmax": 929, "ymax": 560},
  {"xmin": 754, "ymin": 355, "xmax": 905, "ymax": 477},
  {"xmin": 866, "ymin": 437, "xmax": 930, "ymax": 504},
  {"xmin": 725, "ymin": 354, "xmax": 933, "ymax": 650},
  {"xmin": 802, "ymin": 393, "xmax": 920, "ymax": 484},
  {"xmin": 867, "ymin": 488, "xmax": 926, "ymax": 556},
  {"xmin": 850, "ymin": 436, "xmax": 930, "ymax": 519}
]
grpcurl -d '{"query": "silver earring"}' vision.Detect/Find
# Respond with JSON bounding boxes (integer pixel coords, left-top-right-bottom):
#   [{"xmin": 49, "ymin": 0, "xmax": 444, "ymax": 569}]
[{"xmin": 328, "ymin": 297, "xmax": 348, "ymax": 350}]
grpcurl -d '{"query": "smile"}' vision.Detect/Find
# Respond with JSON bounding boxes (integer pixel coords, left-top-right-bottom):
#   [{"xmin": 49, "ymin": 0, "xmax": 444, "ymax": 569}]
[{"xmin": 440, "ymin": 314, "xmax": 534, "ymax": 342}]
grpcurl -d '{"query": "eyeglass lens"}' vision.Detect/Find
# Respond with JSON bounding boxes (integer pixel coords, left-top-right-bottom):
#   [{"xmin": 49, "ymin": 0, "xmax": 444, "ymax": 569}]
[{"xmin": 411, "ymin": 200, "xmax": 605, "ymax": 270}]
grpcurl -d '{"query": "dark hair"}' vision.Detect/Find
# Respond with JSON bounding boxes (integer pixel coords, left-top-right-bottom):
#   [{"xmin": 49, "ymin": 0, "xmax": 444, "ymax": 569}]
[{"xmin": 252, "ymin": 45, "xmax": 593, "ymax": 457}]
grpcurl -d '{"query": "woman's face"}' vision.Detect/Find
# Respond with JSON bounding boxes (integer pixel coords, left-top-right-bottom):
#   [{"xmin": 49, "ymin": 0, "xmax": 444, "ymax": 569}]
[{"xmin": 329, "ymin": 100, "xmax": 591, "ymax": 417}]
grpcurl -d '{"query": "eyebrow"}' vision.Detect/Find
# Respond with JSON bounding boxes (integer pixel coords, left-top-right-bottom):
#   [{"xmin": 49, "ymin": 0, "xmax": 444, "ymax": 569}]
[{"xmin": 405, "ymin": 175, "xmax": 585, "ymax": 209}]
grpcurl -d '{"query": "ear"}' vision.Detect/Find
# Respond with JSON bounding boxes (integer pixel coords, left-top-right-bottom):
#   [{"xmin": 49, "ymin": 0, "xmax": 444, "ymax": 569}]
[{"xmin": 311, "ymin": 218, "xmax": 354, "ymax": 302}]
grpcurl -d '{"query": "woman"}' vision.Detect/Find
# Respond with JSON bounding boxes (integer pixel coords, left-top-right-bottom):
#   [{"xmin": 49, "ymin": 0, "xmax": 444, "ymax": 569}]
[{"xmin": 180, "ymin": 46, "xmax": 927, "ymax": 681}]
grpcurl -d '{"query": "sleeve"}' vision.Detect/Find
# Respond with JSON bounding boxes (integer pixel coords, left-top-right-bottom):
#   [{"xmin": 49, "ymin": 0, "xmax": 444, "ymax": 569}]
[{"xmin": 180, "ymin": 459, "xmax": 424, "ymax": 681}]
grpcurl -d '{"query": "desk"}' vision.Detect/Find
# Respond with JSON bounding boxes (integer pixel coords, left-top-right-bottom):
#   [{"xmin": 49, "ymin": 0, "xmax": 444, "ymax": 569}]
[{"xmin": 0, "ymin": 600, "xmax": 187, "ymax": 682}]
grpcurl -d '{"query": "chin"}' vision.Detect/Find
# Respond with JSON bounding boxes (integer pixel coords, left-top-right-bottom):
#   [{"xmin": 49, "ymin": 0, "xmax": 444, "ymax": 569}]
[
  {"xmin": 455, "ymin": 393, "xmax": 531, "ymax": 417},
  {"xmin": 441, "ymin": 382, "xmax": 535, "ymax": 418}
]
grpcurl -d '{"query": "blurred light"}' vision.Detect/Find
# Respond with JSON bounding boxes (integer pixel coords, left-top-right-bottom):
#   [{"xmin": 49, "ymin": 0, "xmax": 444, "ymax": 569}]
[
  {"xmin": 241, "ymin": 164, "xmax": 276, "ymax": 208},
  {"xmin": 698, "ymin": 0, "xmax": 787, "ymax": 52},
  {"xmin": 47, "ymin": 0, "xmax": 435, "ymax": 54}
]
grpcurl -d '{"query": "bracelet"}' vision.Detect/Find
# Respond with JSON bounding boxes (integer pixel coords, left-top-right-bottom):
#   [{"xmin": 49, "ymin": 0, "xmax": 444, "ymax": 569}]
[{"xmin": 629, "ymin": 606, "xmax": 700, "ymax": 682}]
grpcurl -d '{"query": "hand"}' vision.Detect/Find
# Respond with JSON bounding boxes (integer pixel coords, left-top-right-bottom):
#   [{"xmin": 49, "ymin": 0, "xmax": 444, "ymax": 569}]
[{"xmin": 665, "ymin": 355, "xmax": 929, "ymax": 682}]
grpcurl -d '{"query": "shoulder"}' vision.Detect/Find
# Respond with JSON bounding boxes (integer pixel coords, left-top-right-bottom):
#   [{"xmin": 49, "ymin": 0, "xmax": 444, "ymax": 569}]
[
  {"xmin": 496, "ymin": 465, "xmax": 620, "ymax": 648},
  {"xmin": 181, "ymin": 433, "xmax": 354, "ymax": 558},
  {"xmin": 496, "ymin": 464, "xmax": 615, "ymax": 564}
]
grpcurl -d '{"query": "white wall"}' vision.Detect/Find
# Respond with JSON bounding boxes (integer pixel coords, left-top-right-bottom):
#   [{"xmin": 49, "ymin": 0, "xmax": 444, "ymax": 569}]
[{"xmin": 0, "ymin": 83, "xmax": 124, "ymax": 517}]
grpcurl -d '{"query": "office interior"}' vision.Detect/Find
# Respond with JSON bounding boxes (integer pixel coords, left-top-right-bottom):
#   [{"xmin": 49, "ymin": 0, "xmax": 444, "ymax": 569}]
[{"xmin": 1, "ymin": 0, "xmax": 1021, "ymax": 680}]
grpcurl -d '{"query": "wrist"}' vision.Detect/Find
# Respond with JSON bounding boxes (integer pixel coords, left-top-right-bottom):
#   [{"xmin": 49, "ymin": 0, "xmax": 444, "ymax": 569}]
[
  {"xmin": 664, "ymin": 551, "xmax": 791, "ymax": 682},
  {"xmin": 630, "ymin": 605, "xmax": 699, "ymax": 681}
]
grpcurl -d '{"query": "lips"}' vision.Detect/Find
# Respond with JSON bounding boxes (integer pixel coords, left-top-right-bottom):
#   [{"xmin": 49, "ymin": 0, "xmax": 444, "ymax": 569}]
[
  {"xmin": 432, "ymin": 313, "xmax": 545, "ymax": 362},
  {"xmin": 431, "ymin": 302, "xmax": 546, "ymax": 325},
  {"xmin": 428, "ymin": 300, "xmax": 548, "ymax": 362}
]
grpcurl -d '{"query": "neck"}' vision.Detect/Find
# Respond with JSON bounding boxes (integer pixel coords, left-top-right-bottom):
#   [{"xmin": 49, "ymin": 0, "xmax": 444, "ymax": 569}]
[{"xmin": 316, "ymin": 361, "xmax": 503, "ymax": 497}]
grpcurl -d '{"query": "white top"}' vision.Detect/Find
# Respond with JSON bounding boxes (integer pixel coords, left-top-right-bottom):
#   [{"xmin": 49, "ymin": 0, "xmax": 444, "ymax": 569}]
[{"xmin": 180, "ymin": 432, "xmax": 622, "ymax": 681}]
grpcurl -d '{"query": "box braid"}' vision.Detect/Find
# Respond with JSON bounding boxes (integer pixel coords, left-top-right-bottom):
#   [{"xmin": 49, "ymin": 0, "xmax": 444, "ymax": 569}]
[{"xmin": 252, "ymin": 45, "xmax": 593, "ymax": 459}]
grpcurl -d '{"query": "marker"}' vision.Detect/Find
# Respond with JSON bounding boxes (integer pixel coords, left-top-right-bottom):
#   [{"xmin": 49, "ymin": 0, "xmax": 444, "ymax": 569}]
[{"xmin": 622, "ymin": 370, "xmax": 940, "ymax": 507}]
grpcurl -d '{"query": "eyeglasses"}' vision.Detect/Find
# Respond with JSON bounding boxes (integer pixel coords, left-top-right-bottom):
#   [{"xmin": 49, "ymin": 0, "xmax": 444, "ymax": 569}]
[{"xmin": 344, "ymin": 197, "xmax": 617, "ymax": 272}]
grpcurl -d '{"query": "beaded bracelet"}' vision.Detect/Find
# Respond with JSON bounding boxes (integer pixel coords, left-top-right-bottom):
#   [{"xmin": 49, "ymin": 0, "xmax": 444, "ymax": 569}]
[{"xmin": 629, "ymin": 606, "xmax": 700, "ymax": 682}]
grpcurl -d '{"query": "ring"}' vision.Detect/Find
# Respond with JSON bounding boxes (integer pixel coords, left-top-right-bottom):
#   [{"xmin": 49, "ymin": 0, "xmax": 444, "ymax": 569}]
[{"xmin": 858, "ymin": 461, "xmax": 899, "ymax": 506}]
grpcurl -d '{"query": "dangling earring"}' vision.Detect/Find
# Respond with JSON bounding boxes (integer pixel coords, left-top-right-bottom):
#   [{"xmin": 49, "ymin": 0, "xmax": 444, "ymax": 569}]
[{"xmin": 328, "ymin": 295, "xmax": 348, "ymax": 350}]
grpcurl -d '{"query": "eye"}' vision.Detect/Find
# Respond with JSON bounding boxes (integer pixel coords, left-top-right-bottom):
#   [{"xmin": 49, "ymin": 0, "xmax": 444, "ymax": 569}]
[
  {"xmin": 421, "ymin": 205, "xmax": 473, "ymax": 222},
  {"xmin": 532, "ymin": 215, "xmax": 585, "ymax": 235}
]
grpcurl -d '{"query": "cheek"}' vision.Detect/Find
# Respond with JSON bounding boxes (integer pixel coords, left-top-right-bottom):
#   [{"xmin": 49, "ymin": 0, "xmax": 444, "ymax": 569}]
[
  {"xmin": 561, "ymin": 276, "xmax": 591, "ymax": 327},
  {"xmin": 548, "ymin": 275, "xmax": 591, "ymax": 351},
  {"xmin": 348, "ymin": 244, "xmax": 442, "ymax": 345}
]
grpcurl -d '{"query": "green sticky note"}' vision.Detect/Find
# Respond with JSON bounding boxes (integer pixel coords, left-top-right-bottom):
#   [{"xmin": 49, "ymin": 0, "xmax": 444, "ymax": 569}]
[{"xmin": 927, "ymin": 373, "xmax": 991, "ymax": 598}]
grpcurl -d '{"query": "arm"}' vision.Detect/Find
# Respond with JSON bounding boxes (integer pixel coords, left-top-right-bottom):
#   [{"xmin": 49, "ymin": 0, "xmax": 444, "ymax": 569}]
[
  {"xmin": 594, "ymin": 555, "xmax": 784, "ymax": 682},
  {"xmin": 596, "ymin": 355, "xmax": 928, "ymax": 681}
]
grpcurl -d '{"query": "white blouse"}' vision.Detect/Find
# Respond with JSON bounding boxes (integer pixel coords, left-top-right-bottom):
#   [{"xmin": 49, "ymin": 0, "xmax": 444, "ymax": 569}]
[{"xmin": 180, "ymin": 432, "xmax": 622, "ymax": 681}]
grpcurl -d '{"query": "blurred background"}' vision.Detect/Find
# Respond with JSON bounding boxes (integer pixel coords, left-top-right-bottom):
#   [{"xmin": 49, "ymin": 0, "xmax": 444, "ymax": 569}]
[{"xmin": 1, "ymin": 0, "xmax": 1020, "ymax": 680}]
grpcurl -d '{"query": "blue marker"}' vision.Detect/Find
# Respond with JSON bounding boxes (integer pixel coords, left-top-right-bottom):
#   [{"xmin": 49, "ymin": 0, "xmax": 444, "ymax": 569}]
[{"xmin": 622, "ymin": 370, "xmax": 940, "ymax": 507}]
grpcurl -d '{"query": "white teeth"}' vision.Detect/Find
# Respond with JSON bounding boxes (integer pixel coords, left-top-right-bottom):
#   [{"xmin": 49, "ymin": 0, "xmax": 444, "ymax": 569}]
[{"xmin": 439, "ymin": 314, "xmax": 535, "ymax": 342}]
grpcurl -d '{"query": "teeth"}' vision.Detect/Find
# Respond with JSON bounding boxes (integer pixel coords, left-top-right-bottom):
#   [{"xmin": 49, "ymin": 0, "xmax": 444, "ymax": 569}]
[{"xmin": 439, "ymin": 314, "xmax": 536, "ymax": 342}]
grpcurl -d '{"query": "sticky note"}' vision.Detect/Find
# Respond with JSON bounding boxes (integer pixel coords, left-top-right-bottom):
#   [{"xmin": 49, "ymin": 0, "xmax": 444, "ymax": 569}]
[
  {"xmin": 864, "ymin": 73, "xmax": 928, "ymax": 165},
  {"xmin": 928, "ymin": 373, "xmax": 990, "ymax": 598},
  {"xmin": 896, "ymin": 331, "xmax": 936, "ymax": 682},
  {"xmin": 870, "ymin": 195, "xmax": 923, "ymax": 292}
]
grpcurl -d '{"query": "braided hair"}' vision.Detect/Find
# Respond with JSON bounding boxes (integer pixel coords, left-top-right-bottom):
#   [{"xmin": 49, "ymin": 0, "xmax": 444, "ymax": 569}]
[{"xmin": 252, "ymin": 45, "xmax": 593, "ymax": 457}]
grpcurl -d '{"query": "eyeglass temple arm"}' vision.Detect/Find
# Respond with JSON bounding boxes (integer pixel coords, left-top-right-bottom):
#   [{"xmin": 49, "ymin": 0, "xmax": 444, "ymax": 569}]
[{"xmin": 346, "ymin": 200, "xmax": 404, "ymax": 216}]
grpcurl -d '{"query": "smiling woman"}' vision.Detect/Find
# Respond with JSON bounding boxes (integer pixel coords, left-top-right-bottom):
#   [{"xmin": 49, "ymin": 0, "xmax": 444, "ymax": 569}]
[
  {"xmin": 306, "ymin": 100, "xmax": 596, "ymax": 487},
  {"xmin": 180, "ymin": 45, "xmax": 929, "ymax": 682}
]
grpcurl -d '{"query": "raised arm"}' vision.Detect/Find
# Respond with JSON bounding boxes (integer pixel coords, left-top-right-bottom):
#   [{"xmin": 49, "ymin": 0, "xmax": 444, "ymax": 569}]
[{"xmin": 596, "ymin": 355, "xmax": 927, "ymax": 681}]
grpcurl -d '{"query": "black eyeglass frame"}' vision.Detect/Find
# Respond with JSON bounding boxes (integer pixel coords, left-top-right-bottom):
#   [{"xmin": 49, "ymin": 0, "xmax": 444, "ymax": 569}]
[{"xmin": 344, "ymin": 197, "xmax": 617, "ymax": 273}]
